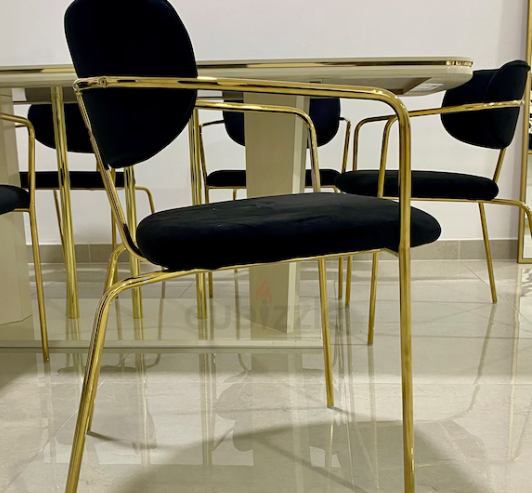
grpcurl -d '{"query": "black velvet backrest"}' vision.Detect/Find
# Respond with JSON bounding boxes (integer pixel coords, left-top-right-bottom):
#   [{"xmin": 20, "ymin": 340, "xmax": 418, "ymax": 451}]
[
  {"xmin": 28, "ymin": 104, "xmax": 93, "ymax": 154},
  {"xmin": 64, "ymin": 0, "xmax": 198, "ymax": 169},
  {"xmin": 441, "ymin": 60, "xmax": 529, "ymax": 149},
  {"xmin": 223, "ymin": 98, "xmax": 342, "ymax": 148}
]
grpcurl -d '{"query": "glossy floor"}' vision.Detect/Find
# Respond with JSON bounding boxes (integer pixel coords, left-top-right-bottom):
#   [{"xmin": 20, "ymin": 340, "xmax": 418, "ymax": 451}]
[{"xmin": 1, "ymin": 259, "xmax": 532, "ymax": 492}]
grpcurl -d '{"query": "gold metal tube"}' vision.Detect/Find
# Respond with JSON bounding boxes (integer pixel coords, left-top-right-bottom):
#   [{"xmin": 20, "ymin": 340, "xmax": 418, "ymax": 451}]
[
  {"xmin": 378, "ymin": 119, "xmax": 394, "ymax": 197},
  {"xmin": 368, "ymin": 251, "xmax": 379, "ymax": 345},
  {"xmin": 479, "ymin": 203, "xmax": 497, "ymax": 303},
  {"xmin": 318, "ymin": 258, "xmax": 334, "ymax": 408},
  {"xmin": 52, "ymin": 190, "xmax": 65, "ymax": 251},
  {"xmin": 51, "ymin": 87, "xmax": 79, "ymax": 319},
  {"xmin": 124, "ymin": 167, "xmax": 143, "ymax": 319},
  {"xmin": 26, "ymin": 122, "xmax": 49, "ymax": 361},
  {"xmin": 136, "ymin": 186, "xmax": 156, "ymax": 214},
  {"xmin": 340, "ymin": 117, "xmax": 352, "ymax": 173},
  {"xmin": 345, "ymin": 256, "xmax": 353, "ymax": 306},
  {"xmin": 189, "ymin": 109, "xmax": 208, "ymax": 320},
  {"xmin": 492, "ymin": 148, "xmax": 507, "ymax": 183},
  {"xmin": 338, "ymin": 257, "xmax": 344, "ymax": 299}
]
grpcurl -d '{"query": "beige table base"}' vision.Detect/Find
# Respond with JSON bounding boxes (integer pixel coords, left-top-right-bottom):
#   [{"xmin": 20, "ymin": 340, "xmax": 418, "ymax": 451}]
[
  {"xmin": 244, "ymin": 94, "xmax": 309, "ymax": 333},
  {"xmin": 0, "ymin": 89, "xmax": 32, "ymax": 325}
]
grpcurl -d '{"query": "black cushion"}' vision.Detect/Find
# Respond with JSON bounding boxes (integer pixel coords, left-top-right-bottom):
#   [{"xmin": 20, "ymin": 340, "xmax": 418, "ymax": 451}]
[
  {"xmin": 65, "ymin": 0, "xmax": 198, "ymax": 169},
  {"xmin": 0, "ymin": 185, "xmax": 30, "ymax": 215},
  {"xmin": 335, "ymin": 170, "xmax": 499, "ymax": 201},
  {"xmin": 441, "ymin": 60, "xmax": 529, "ymax": 149},
  {"xmin": 224, "ymin": 98, "xmax": 342, "ymax": 148},
  {"xmin": 136, "ymin": 193, "xmax": 441, "ymax": 271},
  {"xmin": 206, "ymin": 169, "xmax": 340, "ymax": 188},
  {"xmin": 28, "ymin": 104, "xmax": 93, "ymax": 153},
  {"xmin": 19, "ymin": 171, "xmax": 125, "ymax": 190}
]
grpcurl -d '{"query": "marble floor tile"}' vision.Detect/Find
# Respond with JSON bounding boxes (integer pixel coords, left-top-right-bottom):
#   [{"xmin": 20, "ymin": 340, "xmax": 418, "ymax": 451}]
[{"xmin": 2, "ymin": 260, "xmax": 532, "ymax": 492}]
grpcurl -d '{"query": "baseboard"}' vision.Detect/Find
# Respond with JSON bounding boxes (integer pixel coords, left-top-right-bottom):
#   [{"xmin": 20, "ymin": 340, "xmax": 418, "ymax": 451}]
[{"xmin": 28, "ymin": 239, "xmax": 519, "ymax": 264}]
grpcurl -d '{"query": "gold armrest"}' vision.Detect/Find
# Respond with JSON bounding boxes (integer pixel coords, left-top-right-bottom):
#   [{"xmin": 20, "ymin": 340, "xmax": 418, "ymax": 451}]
[
  {"xmin": 74, "ymin": 75, "xmax": 413, "ymax": 258},
  {"xmin": 339, "ymin": 117, "xmax": 352, "ymax": 173}
]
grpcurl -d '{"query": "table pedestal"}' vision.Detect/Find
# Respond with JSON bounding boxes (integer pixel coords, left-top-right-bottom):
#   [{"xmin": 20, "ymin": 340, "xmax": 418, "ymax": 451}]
[
  {"xmin": 0, "ymin": 89, "xmax": 32, "ymax": 325},
  {"xmin": 244, "ymin": 94, "xmax": 309, "ymax": 333}
]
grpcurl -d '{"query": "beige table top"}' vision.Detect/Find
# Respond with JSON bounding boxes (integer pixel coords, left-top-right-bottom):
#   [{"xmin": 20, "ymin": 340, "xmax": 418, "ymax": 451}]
[{"xmin": 0, "ymin": 57, "xmax": 473, "ymax": 99}]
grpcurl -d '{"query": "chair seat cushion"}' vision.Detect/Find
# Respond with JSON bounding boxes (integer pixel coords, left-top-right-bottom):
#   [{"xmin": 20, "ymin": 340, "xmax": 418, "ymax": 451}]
[
  {"xmin": 335, "ymin": 170, "xmax": 499, "ymax": 201},
  {"xmin": 137, "ymin": 193, "xmax": 441, "ymax": 271},
  {"xmin": 0, "ymin": 185, "xmax": 30, "ymax": 215},
  {"xmin": 19, "ymin": 171, "xmax": 125, "ymax": 190},
  {"xmin": 206, "ymin": 169, "xmax": 340, "ymax": 189}
]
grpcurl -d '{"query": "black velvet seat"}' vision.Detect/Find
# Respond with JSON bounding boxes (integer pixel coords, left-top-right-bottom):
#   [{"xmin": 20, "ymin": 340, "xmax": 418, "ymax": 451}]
[
  {"xmin": 0, "ymin": 185, "xmax": 30, "ymax": 215},
  {"xmin": 336, "ymin": 170, "xmax": 500, "ymax": 201},
  {"xmin": 202, "ymin": 97, "xmax": 346, "ymax": 196},
  {"xmin": 137, "ymin": 193, "xmax": 441, "ymax": 271},
  {"xmin": 206, "ymin": 168, "xmax": 340, "ymax": 188}
]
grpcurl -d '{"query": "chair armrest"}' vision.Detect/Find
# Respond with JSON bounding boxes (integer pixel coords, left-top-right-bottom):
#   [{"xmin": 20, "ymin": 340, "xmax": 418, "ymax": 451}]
[{"xmin": 339, "ymin": 117, "xmax": 352, "ymax": 173}]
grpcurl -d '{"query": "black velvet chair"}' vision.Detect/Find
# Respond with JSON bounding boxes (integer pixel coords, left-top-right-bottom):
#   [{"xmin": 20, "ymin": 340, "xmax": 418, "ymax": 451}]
[
  {"xmin": 335, "ymin": 60, "xmax": 532, "ymax": 344},
  {"xmin": 21, "ymin": 103, "xmax": 156, "ymax": 252},
  {"xmin": 0, "ymin": 113, "xmax": 48, "ymax": 361},
  {"xmin": 199, "ymin": 98, "xmax": 351, "ymax": 298},
  {"xmin": 62, "ymin": 1, "xmax": 442, "ymax": 492}
]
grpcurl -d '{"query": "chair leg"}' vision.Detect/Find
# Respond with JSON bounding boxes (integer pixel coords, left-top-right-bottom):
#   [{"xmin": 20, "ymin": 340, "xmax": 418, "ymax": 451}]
[
  {"xmin": 345, "ymin": 256, "xmax": 353, "ymax": 306},
  {"xmin": 64, "ymin": 287, "xmax": 117, "ymax": 493},
  {"xmin": 479, "ymin": 203, "xmax": 497, "ymax": 303},
  {"xmin": 367, "ymin": 251, "xmax": 379, "ymax": 345},
  {"xmin": 338, "ymin": 257, "xmax": 344, "ymax": 299},
  {"xmin": 204, "ymin": 188, "xmax": 214, "ymax": 299},
  {"xmin": 52, "ymin": 190, "xmax": 65, "ymax": 255},
  {"xmin": 233, "ymin": 189, "xmax": 239, "ymax": 275},
  {"xmin": 398, "ymin": 247, "xmax": 415, "ymax": 493},
  {"xmin": 318, "ymin": 258, "xmax": 334, "ymax": 408},
  {"xmin": 29, "ymin": 208, "xmax": 49, "ymax": 362}
]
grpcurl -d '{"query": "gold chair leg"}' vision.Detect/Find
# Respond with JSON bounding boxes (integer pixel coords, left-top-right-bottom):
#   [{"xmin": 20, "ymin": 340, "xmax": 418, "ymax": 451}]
[
  {"xmin": 398, "ymin": 246, "xmax": 415, "ymax": 493},
  {"xmin": 479, "ymin": 203, "xmax": 497, "ymax": 303},
  {"xmin": 338, "ymin": 257, "xmax": 344, "ymax": 299},
  {"xmin": 52, "ymin": 190, "xmax": 65, "ymax": 253},
  {"xmin": 86, "ymin": 245, "xmax": 126, "ymax": 432},
  {"xmin": 29, "ymin": 208, "xmax": 49, "ymax": 362},
  {"xmin": 318, "ymin": 258, "xmax": 334, "ymax": 408},
  {"xmin": 51, "ymin": 87, "xmax": 79, "ymax": 319},
  {"xmin": 124, "ymin": 168, "xmax": 143, "ymax": 318},
  {"xmin": 368, "ymin": 251, "xmax": 379, "ymax": 345},
  {"xmin": 208, "ymin": 272, "xmax": 214, "ymax": 298},
  {"xmin": 233, "ymin": 190, "xmax": 239, "ymax": 274},
  {"xmin": 110, "ymin": 213, "xmax": 118, "ymax": 284},
  {"xmin": 64, "ymin": 289, "xmax": 116, "ymax": 493},
  {"xmin": 345, "ymin": 255, "xmax": 353, "ymax": 306}
]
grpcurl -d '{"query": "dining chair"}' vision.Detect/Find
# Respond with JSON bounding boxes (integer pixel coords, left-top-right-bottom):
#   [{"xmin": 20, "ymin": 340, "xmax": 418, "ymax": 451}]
[
  {"xmin": 335, "ymin": 60, "xmax": 531, "ymax": 344},
  {"xmin": 0, "ymin": 112, "xmax": 48, "ymax": 361},
  {"xmin": 63, "ymin": 0, "xmax": 442, "ymax": 492},
  {"xmin": 21, "ymin": 103, "xmax": 156, "ymax": 254},
  {"xmin": 199, "ymin": 97, "xmax": 351, "ymax": 298}
]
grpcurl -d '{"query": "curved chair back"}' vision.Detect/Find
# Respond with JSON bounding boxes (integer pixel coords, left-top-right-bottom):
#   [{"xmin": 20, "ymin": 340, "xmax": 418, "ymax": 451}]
[
  {"xmin": 65, "ymin": 0, "xmax": 198, "ymax": 169},
  {"xmin": 441, "ymin": 60, "xmax": 529, "ymax": 149},
  {"xmin": 28, "ymin": 104, "xmax": 93, "ymax": 153},
  {"xmin": 223, "ymin": 98, "xmax": 341, "ymax": 147}
]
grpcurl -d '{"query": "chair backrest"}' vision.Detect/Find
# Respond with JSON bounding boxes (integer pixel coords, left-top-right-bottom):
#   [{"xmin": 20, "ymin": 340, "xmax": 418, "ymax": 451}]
[
  {"xmin": 64, "ymin": 0, "xmax": 198, "ymax": 169},
  {"xmin": 28, "ymin": 104, "xmax": 93, "ymax": 154},
  {"xmin": 441, "ymin": 60, "xmax": 529, "ymax": 149},
  {"xmin": 223, "ymin": 98, "xmax": 341, "ymax": 147}
]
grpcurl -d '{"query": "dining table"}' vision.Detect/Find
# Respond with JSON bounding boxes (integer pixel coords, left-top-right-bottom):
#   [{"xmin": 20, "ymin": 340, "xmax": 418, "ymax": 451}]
[{"xmin": 0, "ymin": 56, "xmax": 473, "ymax": 340}]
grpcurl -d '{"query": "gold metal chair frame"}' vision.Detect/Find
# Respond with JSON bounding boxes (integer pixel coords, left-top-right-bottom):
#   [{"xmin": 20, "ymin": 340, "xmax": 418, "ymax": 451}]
[
  {"xmin": 345, "ymin": 99, "xmax": 532, "ymax": 345},
  {"xmin": 198, "ymin": 112, "xmax": 353, "ymax": 299},
  {"xmin": 65, "ymin": 75, "xmax": 414, "ymax": 493},
  {"xmin": 1, "ymin": 112, "xmax": 48, "ymax": 361}
]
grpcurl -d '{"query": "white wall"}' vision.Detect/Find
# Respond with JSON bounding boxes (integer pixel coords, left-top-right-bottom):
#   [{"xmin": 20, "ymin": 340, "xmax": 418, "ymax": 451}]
[{"xmin": 0, "ymin": 0, "xmax": 528, "ymax": 244}]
